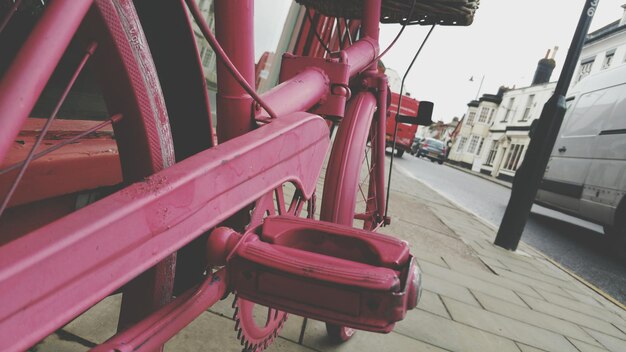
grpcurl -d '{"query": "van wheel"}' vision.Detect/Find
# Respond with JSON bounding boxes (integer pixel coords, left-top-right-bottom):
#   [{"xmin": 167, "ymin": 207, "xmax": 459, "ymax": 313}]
[{"xmin": 396, "ymin": 149, "xmax": 404, "ymax": 157}]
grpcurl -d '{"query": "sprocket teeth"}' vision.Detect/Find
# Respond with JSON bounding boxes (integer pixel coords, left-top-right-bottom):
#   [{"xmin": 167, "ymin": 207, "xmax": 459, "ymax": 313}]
[
  {"xmin": 232, "ymin": 297, "xmax": 287, "ymax": 352},
  {"xmin": 233, "ymin": 306, "xmax": 239, "ymax": 319}
]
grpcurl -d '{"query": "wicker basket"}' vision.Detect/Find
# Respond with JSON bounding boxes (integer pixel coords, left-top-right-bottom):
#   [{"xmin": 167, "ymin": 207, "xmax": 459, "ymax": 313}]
[{"xmin": 296, "ymin": 0, "xmax": 479, "ymax": 26}]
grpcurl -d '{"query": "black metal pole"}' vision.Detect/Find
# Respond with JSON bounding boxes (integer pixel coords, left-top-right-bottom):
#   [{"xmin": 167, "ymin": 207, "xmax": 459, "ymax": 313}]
[{"xmin": 494, "ymin": 0, "xmax": 599, "ymax": 250}]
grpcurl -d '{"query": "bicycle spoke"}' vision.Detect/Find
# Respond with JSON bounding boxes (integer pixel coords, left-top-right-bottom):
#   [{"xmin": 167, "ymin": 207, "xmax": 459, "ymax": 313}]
[
  {"xmin": 0, "ymin": 0, "xmax": 22, "ymax": 34},
  {"xmin": 0, "ymin": 41, "xmax": 97, "ymax": 218}
]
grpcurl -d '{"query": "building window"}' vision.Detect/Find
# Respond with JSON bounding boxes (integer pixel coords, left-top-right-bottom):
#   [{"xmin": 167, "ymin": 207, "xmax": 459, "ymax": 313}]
[
  {"xmin": 467, "ymin": 111, "xmax": 476, "ymax": 125},
  {"xmin": 521, "ymin": 94, "xmax": 535, "ymax": 121},
  {"xmin": 457, "ymin": 137, "xmax": 468, "ymax": 152},
  {"xmin": 577, "ymin": 59, "xmax": 594, "ymax": 82},
  {"xmin": 502, "ymin": 144, "xmax": 525, "ymax": 171},
  {"xmin": 503, "ymin": 97, "xmax": 515, "ymax": 122},
  {"xmin": 467, "ymin": 135, "xmax": 480, "ymax": 154},
  {"xmin": 602, "ymin": 51, "xmax": 614, "ymax": 70},
  {"xmin": 476, "ymin": 137, "xmax": 485, "ymax": 156},
  {"xmin": 488, "ymin": 109, "xmax": 496, "ymax": 124},
  {"xmin": 485, "ymin": 141, "xmax": 498, "ymax": 166},
  {"xmin": 478, "ymin": 107, "xmax": 489, "ymax": 123}
]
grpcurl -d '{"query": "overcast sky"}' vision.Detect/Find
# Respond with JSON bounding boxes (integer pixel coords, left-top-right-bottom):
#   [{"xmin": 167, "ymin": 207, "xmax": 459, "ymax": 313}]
[{"xmin": 254, "ymin": 0, "xmax": 626, "ymax": 122}]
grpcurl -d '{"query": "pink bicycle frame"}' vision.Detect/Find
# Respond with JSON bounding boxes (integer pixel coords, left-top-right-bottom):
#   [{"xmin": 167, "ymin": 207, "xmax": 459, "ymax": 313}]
[{"xmin": 0, "ymin": 0, "xmax": 391, "ymax": 350}]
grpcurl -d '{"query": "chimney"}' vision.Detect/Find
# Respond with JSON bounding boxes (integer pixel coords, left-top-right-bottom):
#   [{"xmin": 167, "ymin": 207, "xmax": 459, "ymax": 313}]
[
  {"xmin": 620, "ymin": 4, "xmax": 626, "ymax": 26},
  {"xmin": 532, "ymin": 47, "xmax": 557, "ymax": 85}
]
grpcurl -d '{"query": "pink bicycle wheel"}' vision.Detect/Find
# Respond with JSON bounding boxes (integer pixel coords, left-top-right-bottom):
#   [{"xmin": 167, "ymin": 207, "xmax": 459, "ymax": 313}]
[
  {"xmin": 320, "ymin": 91, "xmax": 383, "ymax": 341},
  {"xmin": 0, "ymin": 0, "xmax": 176, "ymax": 348}
]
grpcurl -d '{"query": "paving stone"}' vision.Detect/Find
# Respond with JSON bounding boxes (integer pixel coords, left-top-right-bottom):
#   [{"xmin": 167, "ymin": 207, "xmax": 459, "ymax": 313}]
[
  {"xmin": 519, "ymin": 294, "xmax": 626, "ymax": 339},
  {"xmin": 419, "ymin": 260, "xmax": 527, "ymax": 307},
  {"xmin": 472, "ymin": 291, "xmax": 601, "ymax": 346},
  {"xmin": 536, "ymin": 290, "xmax": 626, "ymax": 326},
  {"xmin": 495, "ymin": 252, "xmax": 544, "ymax": 271},
  {"xmin": 568, "ymin": 337, "xmax": 612, "ymax": 352},
  {"xmin": 495, "ymin": 259, "xmax": 575, "ymax": 287},
  {"xmin": 62, "ymin": 293, "xmax": 121, "ymax": 344},
  {"xmin": 411, "ymin": 247, "xmax": 450, "ymax": 268},
  {"xmin": 533, "ymin": 258, "xmax": 582, "ymax": 283},
  {"xmin": 421, "ymin": 273, "xmax": 481, "ymax": 307},
  {"xmin": 516, "ymin": 342, "xmax": 548, "ymax": 352},
  {"xmin": 298, "ymin": 318, "xmax": 447, "ymax": 352},
  {"xmin": 583, "ymin": 328, "xmax": 626, "ymax": 352},
  {"xmin": 470, "ymin": 245, "xmax": 537, "ymax": 269},
  {"xmin": 563, "ymin": 289, "xmax": 606, "ymax": 309},
  {"xmin": 441, "ymin": 297, "xmax": 579, "ymax": 352},
  {"xmin": 418, "ymin": 290, "xmax": 451, "ymax": 319},
  {"xmin": 394, "ymin": 308, "xmax": 520, "ymax": 352},
  {"xmin": 380, "ymin": 218, "xmax": 486, "ymax": 272},
  {"xmin": 496, "ymin": 269, "xmax": 580, "ymax": 298},
  {"xmin": 165, "ymin": 311, "xmax": 312, "ymax": 352},
  {"xmin": 385, "ymin": 201, "xmax": 455, "ymax": 236},
  {"xmin": 443, "ymin": 256, "xmax": 543, "ymax": 300},
  {"xmin": 477, "ymin": 255, "xmax": 510, "ymax": 270},
  {"xmin": 29, "ymin": 332, "xmax": 91, "ymax": 352}
]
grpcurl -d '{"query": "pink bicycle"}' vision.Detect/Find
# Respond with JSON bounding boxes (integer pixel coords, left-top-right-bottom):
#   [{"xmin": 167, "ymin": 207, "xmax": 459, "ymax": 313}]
[{"xmin": 0, "ymin": 0, "xmax": 478, "ymax": 351}]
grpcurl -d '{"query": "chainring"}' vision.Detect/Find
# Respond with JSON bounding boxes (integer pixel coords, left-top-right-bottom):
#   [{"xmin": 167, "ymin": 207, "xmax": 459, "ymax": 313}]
[
  {"xmin": 233, "ymin": 295, "xmax": 288, "ymax": 351},
  {"xmin": 232, "ymin": 186, "xmax": 315, "ymax": 351}
]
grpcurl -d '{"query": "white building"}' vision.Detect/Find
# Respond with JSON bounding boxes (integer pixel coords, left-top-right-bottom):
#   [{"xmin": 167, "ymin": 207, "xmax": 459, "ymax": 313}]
[
  {"xmin": 573, "ymin": 4, "xmax": 626, "ymax": 85},
  {"xmin": 480, "ymin": 4, "xmax": 626, "ymax": 182},
  {"xmin": 448, "ymin": 91, "xmax": 504, "ymax": 170},
  {"xmin": 479, "ymin": 81, "xmax": 556, "ymax": 181},
  {"xmin": 192, "ymin": 0, "xmax": 218, "ymax": 89}
]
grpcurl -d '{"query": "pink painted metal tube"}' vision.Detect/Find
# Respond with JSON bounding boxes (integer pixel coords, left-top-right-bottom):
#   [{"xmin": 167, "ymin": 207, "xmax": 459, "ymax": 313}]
[
  {"xmin": 215, "ymin": 0, "xmax": 256, "ymax": 142},
  {"xmin": 360, "ymin": 0, "xmax": 381, "ymax": 72},
  {"xmin": 0, "ymin": 112, "xmax": 329, "ymax": 352},
  {"xmin": 0, "ymin": 0, "xmax": 93, "ymax": 164},
  {"xmin": 343, "ymin": 38, "xmax": 379, "ymax": 77},
  {"xmin": 93, "ymin": 270, "xmax": 228, "ymax": 352},
  {"xmin": 376, "ymin": 75, "xmax": 389, "ymax": 217},
  {"xmin": 258, "ymin": 67, "xmax": 329, "ymax": 120}
]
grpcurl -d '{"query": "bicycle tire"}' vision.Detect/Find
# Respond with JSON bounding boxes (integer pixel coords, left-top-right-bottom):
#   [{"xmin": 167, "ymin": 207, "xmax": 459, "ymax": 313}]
[
  {"xmin": 0, "ymin": 0, "xmax": 176, "ymax": 348},
  {"xmin": 320, "ymin": 91, "xmax": 382, "ymax": 342}
]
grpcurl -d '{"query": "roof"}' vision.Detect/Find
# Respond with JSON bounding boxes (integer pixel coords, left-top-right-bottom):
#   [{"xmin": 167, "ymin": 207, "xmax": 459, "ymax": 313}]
[
  {"xmin": 585, "ymin": 19, "xmax": 626, "ymax": 45},
  {"xmin": 479, "ymin": 94, "xmax": 502, "ymax": 104}
]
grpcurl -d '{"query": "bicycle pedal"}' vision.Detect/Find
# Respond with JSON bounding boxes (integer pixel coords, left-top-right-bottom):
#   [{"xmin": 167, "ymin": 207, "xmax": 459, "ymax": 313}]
[{"xmin": 226, "ymin": 216, "xmax": 422, "ymax": 333}]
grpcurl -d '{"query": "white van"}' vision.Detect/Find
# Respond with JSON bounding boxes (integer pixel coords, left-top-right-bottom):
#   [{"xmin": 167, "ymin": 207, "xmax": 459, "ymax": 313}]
[{"xmin": 535, "ymin": 63, "xmax": 626, "ymax": 246}]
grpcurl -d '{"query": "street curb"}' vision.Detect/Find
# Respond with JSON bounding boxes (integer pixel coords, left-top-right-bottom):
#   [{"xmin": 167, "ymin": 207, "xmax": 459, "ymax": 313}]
[
  {"xmin": 444, "ymin": 162, "xmax": 512, "ymax": 189},
  {"xmin": 395, "ymin": 163, "xmax": 626, "ymax": 312},
  {"xmin": 542, "ymin": 255, "xmax": 626, "ymax": 312}
]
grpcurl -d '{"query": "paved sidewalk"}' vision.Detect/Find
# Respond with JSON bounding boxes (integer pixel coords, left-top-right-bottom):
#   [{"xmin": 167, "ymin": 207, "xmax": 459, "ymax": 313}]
[{"xmin": 35, "ymin": 164, "xmax": 626, "ymax": 352}]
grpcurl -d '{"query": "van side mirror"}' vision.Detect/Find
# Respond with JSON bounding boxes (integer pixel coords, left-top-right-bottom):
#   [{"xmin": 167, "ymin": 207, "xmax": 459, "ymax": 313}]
[{"xmin": 396, "ymin": 101, "xmax": 434, "ymax": 126}]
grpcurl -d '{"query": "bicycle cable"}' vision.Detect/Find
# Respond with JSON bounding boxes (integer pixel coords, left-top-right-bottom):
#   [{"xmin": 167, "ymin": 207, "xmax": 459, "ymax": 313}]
[
  {"xmin": 384, "ymin": 24, "xmax": 436, "ymax": 222},
  {"xmin": 361, "ymin": 0, "xmax": 417, "ymax": 74},
  {"xmin": 184, "ymin": 0, "xmax": 278, "ymax": 120},
  {"xmin": 304, "ymin": 7, "xmax": 332, "ymax": 55}
]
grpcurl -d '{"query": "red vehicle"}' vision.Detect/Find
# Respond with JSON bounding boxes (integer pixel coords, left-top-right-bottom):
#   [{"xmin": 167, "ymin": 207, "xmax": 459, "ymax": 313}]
[{"xmin": 387, "ymin": 92, "xmax": 419, "ymax": 157}]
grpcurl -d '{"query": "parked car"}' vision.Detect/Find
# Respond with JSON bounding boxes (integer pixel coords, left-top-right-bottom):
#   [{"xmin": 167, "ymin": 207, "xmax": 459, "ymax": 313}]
[
  {"xmin": 535, "ymin": 64, "xmax": 626, "ymax": 252},
  {"xmin": 410, "ymin": 136, "xmax": 424, "ymax": 155},
  {"xmin": 417, "ymin": 138, "xmax": 447, "ymax": 164}
]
